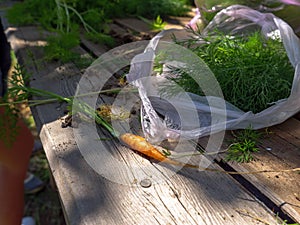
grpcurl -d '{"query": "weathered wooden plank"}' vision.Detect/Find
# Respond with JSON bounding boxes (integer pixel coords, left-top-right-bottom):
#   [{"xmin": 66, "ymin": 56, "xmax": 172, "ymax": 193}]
[
  {"xmin": 114, "ymin": 16, "xmax": 193, "ymax": 32},
  {"xmin": 80, "ymin": 34, "xmax": 108, "ymax": 58},
  {"xmin": 273, "ymin": 118, "xmax": 300, "ymax": 141},
  {"xmin": 4, "ymin": 17, "xmax": 283, "ymax": 225},
  {"xmin": 206, "ymin": 126, "xmax": 300, "ymax": 223},
  {"xmin": 165, "ymin": 15, "xmax": 192, "ymax": 29},
  {"xmin": 37, "ymin": 117, "xmax": 283, "ymax": 225},
  {"xmin": 222, "ymin": 151, "xmax": 300, "ymax": 223},
  {"xmin": 114, "ymin": 18, "xmax": 152, "ymax": 34},
  {"xmin": 113, "ymin": 17, "xmax": 191, "ymax": 42},
  {"xmin": 109, "ymin": 23, "xmax": 136, "ymax": 43},
  {"xmin": 77, "ymin": 11, "xmax": 299, "ymax": 225}
]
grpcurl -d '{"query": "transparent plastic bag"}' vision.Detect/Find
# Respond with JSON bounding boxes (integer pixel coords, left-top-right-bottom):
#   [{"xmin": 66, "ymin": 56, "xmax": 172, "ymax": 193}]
[
  {"xmin": 194, "ymin": 0, "xmax": 300, "ymax": 36},
  {"xmin": 126, "ymin": 5, "xmax": 300, "ymax": 143}
]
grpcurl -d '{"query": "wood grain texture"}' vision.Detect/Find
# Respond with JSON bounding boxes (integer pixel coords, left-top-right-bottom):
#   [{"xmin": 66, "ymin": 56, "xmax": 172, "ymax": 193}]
[
  {"xmin": 210, "ymin": 125, "xmax": 300, "ymax": 223},
  {"xmin": 3, "ymin": 15, "xmax": 283, "ymax": 225},
  {"xmin": 114, "ymin": 18, "xmax": 152, "ymax": 34}
]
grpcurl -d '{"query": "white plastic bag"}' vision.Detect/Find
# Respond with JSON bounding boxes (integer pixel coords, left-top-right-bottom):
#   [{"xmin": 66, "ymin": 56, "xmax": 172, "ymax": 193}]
[{"xmin": 126, "ymin": 5, "xmax": 300, "ymax": 143}]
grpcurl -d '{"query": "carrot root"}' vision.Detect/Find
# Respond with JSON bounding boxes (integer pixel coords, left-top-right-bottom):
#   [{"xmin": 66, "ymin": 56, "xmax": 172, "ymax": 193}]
[{"xmin": 119, "ymin": 133, "xmax": 300, "ymax": 175}]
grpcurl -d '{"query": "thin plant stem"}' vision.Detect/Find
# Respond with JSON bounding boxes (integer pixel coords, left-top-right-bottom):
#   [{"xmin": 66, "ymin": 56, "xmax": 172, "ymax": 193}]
[
  {"xmin": 62, "ymin": 1, "xmax": 71, "ymax": 33},
  {"xmin": 0, "ymin": 87, "xmax": 137, "ymax": 107},
  {"xmin": 169, "ymin": 148, "xmax": 229, "ymax": 159},
  {"xmin": 55, "ymin": 0, "xmax": 64, "ymax": 32},
  {"xmin": 58, "ymin": 3, "xmax": 97, "ymax": 34}
]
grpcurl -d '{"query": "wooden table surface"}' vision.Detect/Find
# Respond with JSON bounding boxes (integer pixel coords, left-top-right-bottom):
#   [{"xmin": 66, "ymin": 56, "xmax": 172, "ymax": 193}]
[{"xmin": 1, "ymin": 5, "xmax": 300, "ymax": 225}]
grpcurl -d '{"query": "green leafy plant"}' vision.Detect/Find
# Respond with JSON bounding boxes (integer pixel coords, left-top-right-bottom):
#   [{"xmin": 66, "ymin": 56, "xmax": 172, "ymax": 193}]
[
  {"xmin": 173, "ymin": 32, "xmax": 294, "ymax": 113},
  {"xmin": 113, "ymin": 0, "xmax": 190, "ymax": 18},
  {"xmin": 3, "ymin": 65, "xmax": 118, "ymax": 138},
  {"xmin": 7, "ymin": 0, "xmax": 115, "ymax": 63},
  {"xmin": 6, "ymin": 0, "xmax": 192, "ymax": 63},
  {"xmin": 139, "ymin": 15, "xmax": 167, "ymax": 31},
  {"xmin": 2, "ymin": 64, "xmax": 122, "ymax": 146},
  {"xmin": 0, "ymin": 103, "xmax": 20, "ymax": 148},
  {"xmin": 280, "ymin": 221, "xmax": 300, "ymax": 225},
  {"xmin": 44, "ymin": 32, "xmax": 80, "ymax": 63},
  {"xmin": 225, "ymin": 128, "xmax": 261, "ymax": 163},
  {"xmin": 7, "ymin": 0, "xmax": 191, "ymax": 30},
  {"xmin": 43, "ymin": 31, "xmax": 94, "ymax": 67},
  {"xmin": 6, "ymin": 0, "xmax": 57, "ymax": 28},
  {"xmin": 84, "ymin": 32, "xmax": 115, "ymax": 48},
  {"xmin": 0, "ymin": 63, "xmax": 31, "ymax": 148},
  {"xmin": 151, "ymin": 15, "xmax": 167, "ymax": 31}
]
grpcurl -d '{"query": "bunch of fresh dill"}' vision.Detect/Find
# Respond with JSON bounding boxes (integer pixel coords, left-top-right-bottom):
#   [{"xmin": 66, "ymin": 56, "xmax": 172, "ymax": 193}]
[{"xmin": 171, "ymin": 32, "xmax": 294, "ymax": 113}]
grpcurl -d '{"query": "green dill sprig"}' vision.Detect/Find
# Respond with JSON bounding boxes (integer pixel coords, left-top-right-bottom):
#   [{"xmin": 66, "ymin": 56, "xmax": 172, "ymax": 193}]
[
  {"xmin": 225, "ymin": 128, "xmax": 261, "ymax": 163},
  {"xmin": 173, "ymin": 32, "xmax": 294, "ymax": 113},
  {"xmin": 0, "ymin": 64, "xmax": 28, "ymax": 148},
  {"xmin": 0, "ymin": 102, "xmax": 20, "ymax": 148},
  {"xmin": 1, "ymin": 65, "xmax": 119, "ymax": 140}
]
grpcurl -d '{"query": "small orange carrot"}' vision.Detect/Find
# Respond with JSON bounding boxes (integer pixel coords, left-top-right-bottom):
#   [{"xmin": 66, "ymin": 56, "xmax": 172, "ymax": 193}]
[
  {"xmin": 120, "ymin": 133, "xmax": 199, "ymax": 169},
  {"xmin": 119, "ymin": 133, "xmax": 300, "ymax": 175}
]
